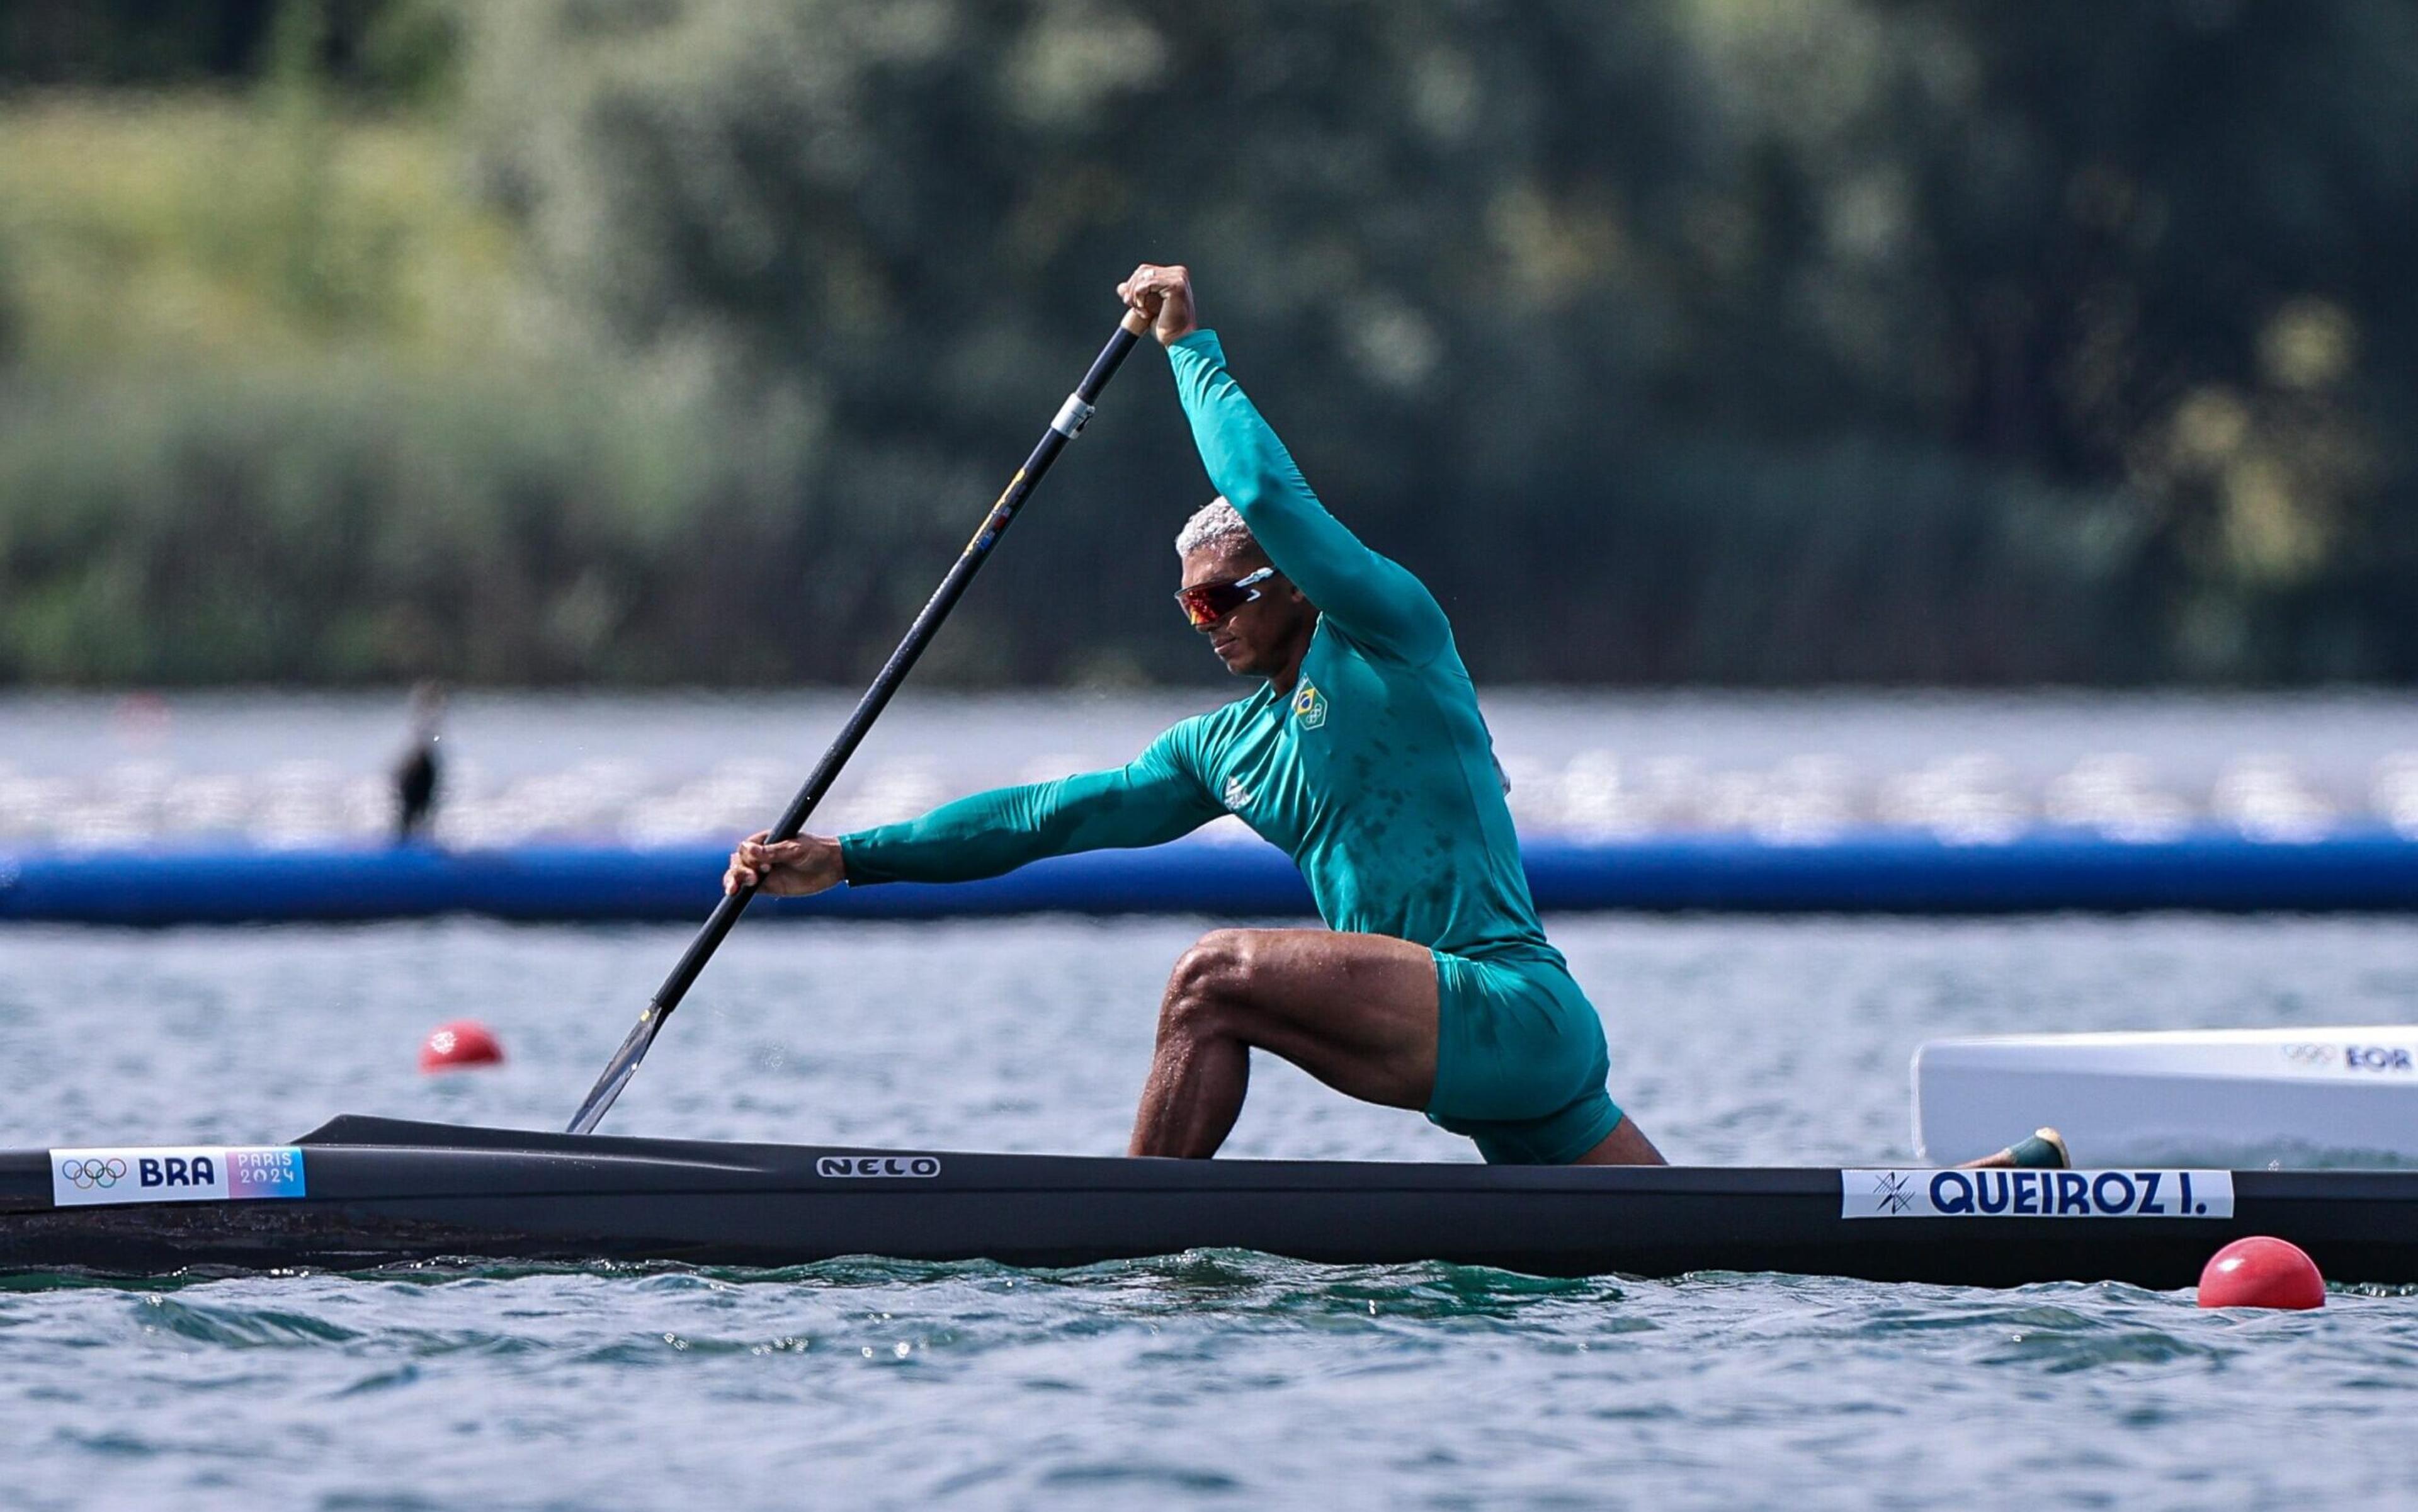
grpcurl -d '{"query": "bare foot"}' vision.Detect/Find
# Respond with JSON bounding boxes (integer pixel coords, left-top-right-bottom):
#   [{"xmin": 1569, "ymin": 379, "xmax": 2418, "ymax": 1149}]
[{"xmin": 1959, "ymin": 1127, "xmax": 2069, "ymax": 1170}]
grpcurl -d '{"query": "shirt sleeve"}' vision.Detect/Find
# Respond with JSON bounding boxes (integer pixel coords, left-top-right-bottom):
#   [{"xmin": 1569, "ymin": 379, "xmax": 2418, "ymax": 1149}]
[
  {"xmin": 839, "ymin": 722, "xmax": 1222, "ymax": 885},
  {"xmin": 1167, "ymin": 329, "xmax": 1451, "ymax": 665}
]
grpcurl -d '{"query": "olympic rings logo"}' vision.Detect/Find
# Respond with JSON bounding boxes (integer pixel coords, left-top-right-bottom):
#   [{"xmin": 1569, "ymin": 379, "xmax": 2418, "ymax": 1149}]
[
  {"xmin": 2280, "ymin": 1043, "xmax": 2339, "ymax": 1064},
  {"xmin": 58, "ymin": 1157, "xmax": 128, "ymax": 1190}
]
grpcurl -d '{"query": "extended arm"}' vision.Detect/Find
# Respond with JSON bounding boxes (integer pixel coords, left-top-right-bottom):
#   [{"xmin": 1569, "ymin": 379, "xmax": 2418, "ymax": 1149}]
[
  {"xmin": 1167, "ymin": 330, "xmax": 1451, "ymax": 664},
  {"xmin": 728, "ymin": 730, "xmax": 1219, "ymax": 895},
  {"xmin": 837, "ymin": 733, "xmax": 1221, "ymax": 886}
]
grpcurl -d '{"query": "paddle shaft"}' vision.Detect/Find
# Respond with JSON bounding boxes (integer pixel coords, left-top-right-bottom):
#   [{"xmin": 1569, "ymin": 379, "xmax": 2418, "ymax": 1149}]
[{"xmin": 566, "ymin": 310, "xmax": 1152, "ymax": 1134}]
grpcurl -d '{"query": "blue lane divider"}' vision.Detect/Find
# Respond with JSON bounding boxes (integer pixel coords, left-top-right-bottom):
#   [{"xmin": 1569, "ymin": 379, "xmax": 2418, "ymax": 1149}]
[{"xmin": 6, "ymin": 828, "xmax": 2418, "ymax": 924}]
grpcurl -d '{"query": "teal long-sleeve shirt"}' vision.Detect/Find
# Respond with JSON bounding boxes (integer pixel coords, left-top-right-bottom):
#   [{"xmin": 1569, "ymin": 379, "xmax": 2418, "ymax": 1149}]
[{"xmin": 841, "ymin": 329, "xmax": 1555, "ymax": 963}]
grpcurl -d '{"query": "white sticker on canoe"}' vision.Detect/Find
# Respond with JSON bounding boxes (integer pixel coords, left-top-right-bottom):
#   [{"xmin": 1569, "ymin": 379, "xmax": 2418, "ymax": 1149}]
[
  {"xmin": 49, "ymin": 1146, "xmax": 308, "ymax": 1207},
  {"xmin": 1841, "ymin": 1168, "xmax": 2233, "ymax": 1220}
]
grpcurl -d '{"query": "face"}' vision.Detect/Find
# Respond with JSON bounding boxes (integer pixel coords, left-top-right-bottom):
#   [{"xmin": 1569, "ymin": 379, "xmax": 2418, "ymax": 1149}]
[{"xmin": 1179, "ymin": 544, "xmax": 1315, "ymax": 678}]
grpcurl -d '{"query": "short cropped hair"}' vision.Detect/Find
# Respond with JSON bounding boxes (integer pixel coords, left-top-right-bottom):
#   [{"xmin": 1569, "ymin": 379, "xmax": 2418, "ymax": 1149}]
[{"xmin": 1175, "ymin": 497, "xmax": 1257, "ymax": 557}]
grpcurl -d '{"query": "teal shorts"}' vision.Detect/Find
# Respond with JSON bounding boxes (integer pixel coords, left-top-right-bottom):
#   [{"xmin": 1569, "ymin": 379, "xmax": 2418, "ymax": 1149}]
[{"xmin": 1426, "ymin": 948, "xmax": 1623, "ymax": 1164}]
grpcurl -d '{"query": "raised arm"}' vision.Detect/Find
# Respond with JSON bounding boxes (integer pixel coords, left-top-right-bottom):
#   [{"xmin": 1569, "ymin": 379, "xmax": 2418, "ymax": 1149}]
[
  {"xmin": 1169, "ymin": 332, "xmax": 1450, "ymax": 664},
  {"xmin": 1120, "ymin": 265, "xmax": 1451, "ymax": 665}
]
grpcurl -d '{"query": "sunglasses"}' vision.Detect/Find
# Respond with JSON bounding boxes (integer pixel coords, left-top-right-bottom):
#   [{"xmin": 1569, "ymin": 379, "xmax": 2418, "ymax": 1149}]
[{"xmin": 1175, "ymin": 566, "xmax": 1277, "ymax": 627}]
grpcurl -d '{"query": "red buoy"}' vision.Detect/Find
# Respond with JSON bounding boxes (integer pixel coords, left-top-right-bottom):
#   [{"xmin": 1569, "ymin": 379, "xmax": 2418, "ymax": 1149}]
[
  {"xmin": 419, "ymin": 1020, "xmax": 505, "ymax": 1072},
  {"xmin": 2197, "ymin": 1236, "xmax": 2325, "ymax": 1310}
]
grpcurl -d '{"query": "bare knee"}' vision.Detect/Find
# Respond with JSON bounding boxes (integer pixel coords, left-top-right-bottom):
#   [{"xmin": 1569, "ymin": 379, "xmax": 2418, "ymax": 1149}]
[{"xmin": 1162, "ymin": 930, "xmax": 1256, "ymax": 1036}]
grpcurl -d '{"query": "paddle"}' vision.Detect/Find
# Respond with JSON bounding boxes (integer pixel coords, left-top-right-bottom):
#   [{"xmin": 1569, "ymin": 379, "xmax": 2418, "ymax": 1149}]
[{"xmin": 565, "ymin": 307, "xmax": 1154, "ymax": 1135}]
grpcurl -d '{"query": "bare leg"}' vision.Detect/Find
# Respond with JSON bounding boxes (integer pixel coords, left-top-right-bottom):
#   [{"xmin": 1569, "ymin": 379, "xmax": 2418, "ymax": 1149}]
[
  {"xmin": 1569, "ymin": 1116, "xmax": 1667, "ymax": 1166},
  {"xmin": 1130, "ymin": 994, "xmax": 1255, "ymax": 1158},
  {"xmin": 1130, "ymin": 928, "xmax": 1440, "ymax": 1158}
]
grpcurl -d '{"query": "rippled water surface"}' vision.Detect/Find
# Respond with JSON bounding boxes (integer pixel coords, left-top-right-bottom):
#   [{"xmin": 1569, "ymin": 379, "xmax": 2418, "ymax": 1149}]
[
  {"xmin": 3, "ymin": 915, "xmax": 2416, "ymax": 1508},
  {"xmin": 8, "ymin": 687, "xmax": 2418, "ymax": 844}
]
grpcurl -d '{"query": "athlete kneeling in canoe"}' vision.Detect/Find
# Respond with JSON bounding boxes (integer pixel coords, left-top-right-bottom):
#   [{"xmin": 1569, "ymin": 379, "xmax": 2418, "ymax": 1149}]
[
  {"xmin": 727, "ymin": 266, "xmax": 2069, "ymax": 1174},
  {"xmin": 731, "ymin": 263, "xmax": 1657, "ymax": 1165},
  {"xmin": 726, "ymin": 274, "xmax": 1630, "ymax": 1168}
]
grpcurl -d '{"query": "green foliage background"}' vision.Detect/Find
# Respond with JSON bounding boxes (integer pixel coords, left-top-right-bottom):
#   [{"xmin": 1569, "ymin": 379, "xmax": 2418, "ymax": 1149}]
[{"xmin": 3, "ymin": 0, "xmax": 2415, "ymax": 686}]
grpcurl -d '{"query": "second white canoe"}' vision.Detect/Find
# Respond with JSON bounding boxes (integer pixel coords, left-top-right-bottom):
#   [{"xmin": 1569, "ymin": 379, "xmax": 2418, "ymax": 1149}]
[{"xmin": 1914, "ymin": 1026, "xmax": 2418, "ymax": 1168}]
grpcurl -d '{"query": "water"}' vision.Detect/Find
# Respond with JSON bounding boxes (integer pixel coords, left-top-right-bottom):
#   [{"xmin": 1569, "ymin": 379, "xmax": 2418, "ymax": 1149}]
[
  {"xmin": 4, "ymin": 913, "xmax": 2417, "ymax": 1509},
  {"xmin": 6, "ymin": 688, "xmax": 2418, "ymax": 845}
]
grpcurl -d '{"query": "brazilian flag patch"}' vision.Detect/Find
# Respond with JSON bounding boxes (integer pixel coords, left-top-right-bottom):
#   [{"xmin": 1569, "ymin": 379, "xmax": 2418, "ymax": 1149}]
[{"xmin": 1292, "ymin": 680, "xmax": 1327, "ymax": 729}]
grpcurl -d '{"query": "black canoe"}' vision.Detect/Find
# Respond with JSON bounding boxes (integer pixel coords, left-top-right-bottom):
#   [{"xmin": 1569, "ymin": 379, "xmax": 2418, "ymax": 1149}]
[{"xmin": 3, "ymin": 1115, "xmax": 2415, "ymax": 1287}]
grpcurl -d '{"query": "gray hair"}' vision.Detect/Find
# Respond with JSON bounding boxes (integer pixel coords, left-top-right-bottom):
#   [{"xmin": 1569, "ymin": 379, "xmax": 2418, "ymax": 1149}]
[{"xmin": 1176, "ymin": 497, "xmax": 1256, "ymax": 557}]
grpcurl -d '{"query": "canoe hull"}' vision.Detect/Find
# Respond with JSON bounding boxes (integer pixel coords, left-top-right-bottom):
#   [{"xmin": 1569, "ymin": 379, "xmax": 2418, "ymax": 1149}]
[{"xmin": 6, "ymin": 1117, "xmax": 2415, "ymax": 1287}]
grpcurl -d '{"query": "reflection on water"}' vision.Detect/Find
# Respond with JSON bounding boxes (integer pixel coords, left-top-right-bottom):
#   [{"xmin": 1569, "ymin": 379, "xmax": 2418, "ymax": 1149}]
[{"xmin": 4, "ymin": 689, "xmax": 2417, "ymax": 848}]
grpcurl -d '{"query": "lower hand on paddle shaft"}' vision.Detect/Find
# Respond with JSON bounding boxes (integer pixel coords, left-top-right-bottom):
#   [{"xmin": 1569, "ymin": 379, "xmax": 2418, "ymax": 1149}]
[
  {"xmin": 562, "ymin": 300, "xmax": 1149, "ymax": 1137},
  {"xmin": 723, "ymin": 274, "xmax": 1193, "ymax": 909},
  {"xmin": 721, "ymin": 277, "xmax": 1189, "ymax": 906},
  {"xmin": 725, "ymin": 832, "xmax": 843, "ymax": 898}
]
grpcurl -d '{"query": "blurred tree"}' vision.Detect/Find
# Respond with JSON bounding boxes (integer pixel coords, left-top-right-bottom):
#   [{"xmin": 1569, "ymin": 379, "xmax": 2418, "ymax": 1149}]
[
  {"xmin": 1694, "ymin": 0, "xmax": 2418, "ymax": 678},
  {"xmin": 0, "ymin": 0, "xmax": 457, "ymax": 102},
  {"xmin": 454, "ymin": 0, "xmax": 2164, "ymax": 683},
  {"xmin": 5, "ymin": 0, "xmax": 2417, "ymax": 685},
  {"xmin": 0, "ymin": 0, "xmax": 275, "ymax": 86}
]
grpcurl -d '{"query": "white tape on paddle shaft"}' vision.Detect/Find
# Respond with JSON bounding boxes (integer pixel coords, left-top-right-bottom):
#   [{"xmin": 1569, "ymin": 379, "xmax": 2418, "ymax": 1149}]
[{"xmin": 1050, "ymin": 394, "xmax": 1096, "ymax": 438}]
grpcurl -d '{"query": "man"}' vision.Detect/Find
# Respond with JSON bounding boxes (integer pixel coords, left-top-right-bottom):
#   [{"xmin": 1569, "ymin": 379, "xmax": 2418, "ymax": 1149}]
[
  {"xmin": 729, "ymin": 262, "xmax": 1663, "ymax": 1166},
  {"xmin": 393, "ymin": 679, "xmax": 445, "ymax": 844}
]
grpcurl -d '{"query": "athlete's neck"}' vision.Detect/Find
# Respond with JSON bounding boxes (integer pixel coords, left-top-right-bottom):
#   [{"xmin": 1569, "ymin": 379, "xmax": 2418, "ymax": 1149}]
[{"xmin": 1264, "ymin": 617, "xmax": 1316, "ymax": 696}]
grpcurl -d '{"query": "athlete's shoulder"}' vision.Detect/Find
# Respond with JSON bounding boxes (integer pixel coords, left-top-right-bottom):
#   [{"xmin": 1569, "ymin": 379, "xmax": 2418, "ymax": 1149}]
[
  {"xmin": 1150, "ymin": 690, "xmax": 1266, "ymax": 762},
  {"xmin": 1319, "ymin": 615, "xmax": 1474, "ymax": 686}
]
